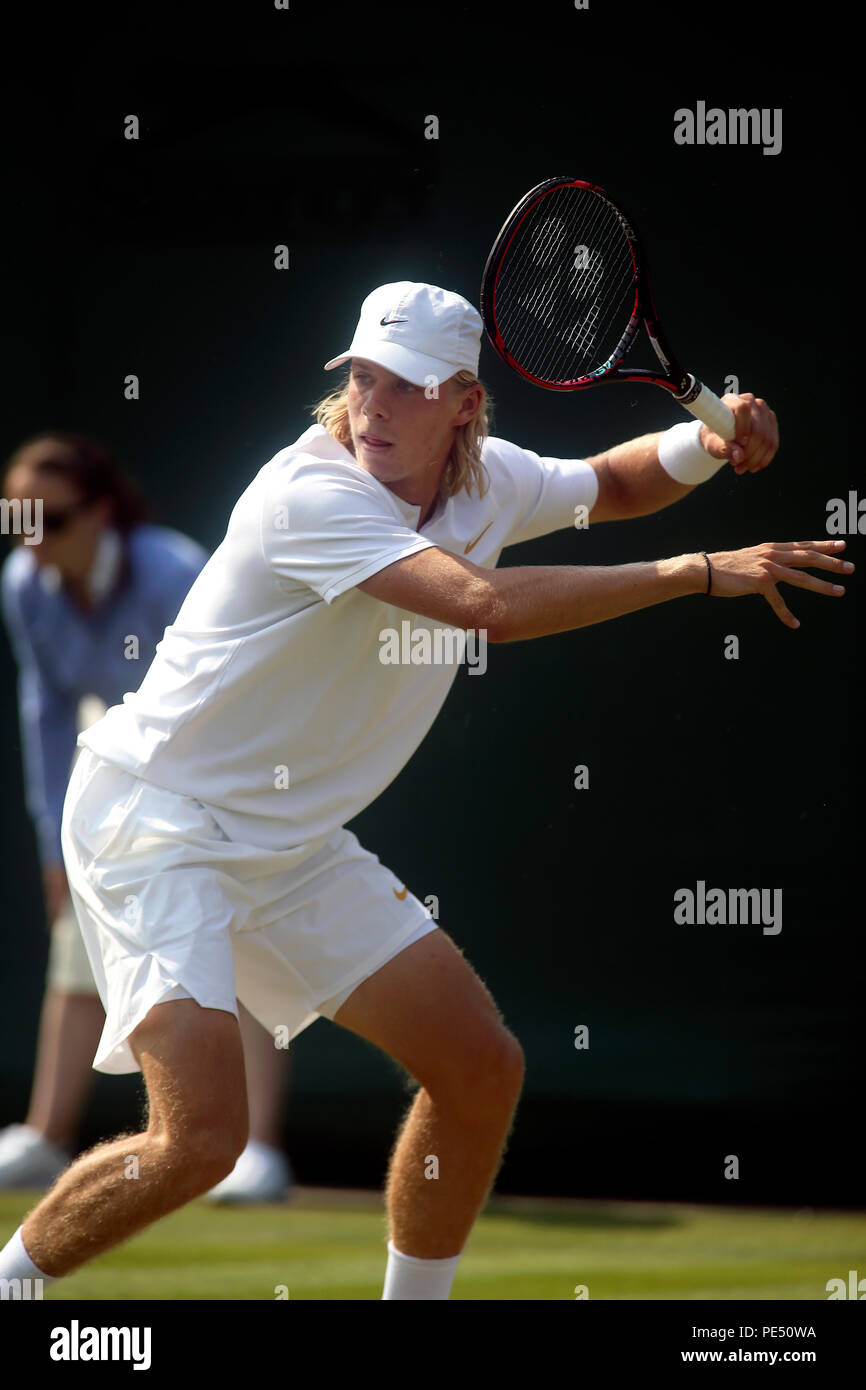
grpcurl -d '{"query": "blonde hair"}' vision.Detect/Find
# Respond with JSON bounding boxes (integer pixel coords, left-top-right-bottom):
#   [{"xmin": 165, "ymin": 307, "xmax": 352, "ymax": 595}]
[{"xmin": 310, "ymin": 367, "xmax": 494, "ymax": 502}]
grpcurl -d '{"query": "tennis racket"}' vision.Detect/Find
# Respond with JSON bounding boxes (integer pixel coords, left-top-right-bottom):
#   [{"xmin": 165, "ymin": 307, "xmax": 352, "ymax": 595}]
[{"xmin": 480, "ymin": 176, "xmax": 736, "ymax": 441}]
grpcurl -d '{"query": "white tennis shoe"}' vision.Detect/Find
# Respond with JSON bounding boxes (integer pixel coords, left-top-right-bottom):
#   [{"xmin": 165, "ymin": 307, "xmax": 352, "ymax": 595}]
[{"xmin": 0, "ymin": 1124, "xmax": 71, "ymax": 1189}]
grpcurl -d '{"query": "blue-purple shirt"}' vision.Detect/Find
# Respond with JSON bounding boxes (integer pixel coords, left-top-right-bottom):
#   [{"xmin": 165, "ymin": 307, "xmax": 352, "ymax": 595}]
[{"xmin": 1, "ymin": 524, "xmax": 208, "ymax": 864}]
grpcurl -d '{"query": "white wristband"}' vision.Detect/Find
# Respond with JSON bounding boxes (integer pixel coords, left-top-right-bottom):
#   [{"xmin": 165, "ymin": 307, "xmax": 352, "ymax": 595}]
[{"xmin": 657, "ymin": 420, "xmax": 725, "ymax": 485}]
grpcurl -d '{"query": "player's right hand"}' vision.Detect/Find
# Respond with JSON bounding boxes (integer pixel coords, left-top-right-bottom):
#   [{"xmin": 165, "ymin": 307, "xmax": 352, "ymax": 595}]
[
  {"xmin": 703, "ymin": 539, "xmax": 854, "ymax": 628},
  {"xmin": 699, "ymin": 392, "xmax": 779, "ymax": 475},
  {"xmin": 43, "ymin": 863, "xmax": 70, "ymax": 923}
]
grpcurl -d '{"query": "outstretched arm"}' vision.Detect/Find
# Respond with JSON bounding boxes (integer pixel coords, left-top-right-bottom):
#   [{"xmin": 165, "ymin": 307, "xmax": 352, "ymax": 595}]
[{"xmin": 357, "ymin": 537, "xmax": 851, "ymax": 638}]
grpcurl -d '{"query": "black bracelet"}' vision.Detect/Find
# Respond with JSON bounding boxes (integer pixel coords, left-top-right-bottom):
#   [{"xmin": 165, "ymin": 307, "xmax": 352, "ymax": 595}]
[{"xmin": 701, "ymin": 551, "xmax": 712, "ymax": 595}]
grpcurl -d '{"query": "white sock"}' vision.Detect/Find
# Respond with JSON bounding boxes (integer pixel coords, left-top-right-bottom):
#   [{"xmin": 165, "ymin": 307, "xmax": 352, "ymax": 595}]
[
  {"xmin": 0, "ymin": 1226, "xmax": 57, "ymax": 1285},
  {"xmin": 381, "ymin": 1239, "xmax": 462, "ymax": 1300}
]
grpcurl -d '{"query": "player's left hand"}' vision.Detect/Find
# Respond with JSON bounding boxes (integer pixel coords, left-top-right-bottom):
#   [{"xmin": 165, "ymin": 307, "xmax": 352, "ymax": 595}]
[{"xmin": 699, "ymin": 393, "xmax": 779, "ymax": 476}]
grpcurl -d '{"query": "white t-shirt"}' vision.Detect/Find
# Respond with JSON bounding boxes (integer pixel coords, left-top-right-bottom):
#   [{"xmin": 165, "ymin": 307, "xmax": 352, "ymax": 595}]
[{"xmin": 79, "ymin": 423, "xmax": 598, "ymax": 851}]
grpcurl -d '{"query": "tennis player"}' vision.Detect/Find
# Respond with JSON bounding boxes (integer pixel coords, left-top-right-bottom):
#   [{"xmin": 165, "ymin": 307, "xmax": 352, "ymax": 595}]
[{"xmin": 0, "ymin": 282, "xmax": 850, "ymax": 1301}]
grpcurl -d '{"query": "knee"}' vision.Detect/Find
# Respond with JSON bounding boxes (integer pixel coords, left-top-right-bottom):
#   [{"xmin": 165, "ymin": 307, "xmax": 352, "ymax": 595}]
[
  {"xmin": 494, "ymin": 1031, "xmax": 525, "ymax": 1083},
  {"xmin": 489, "ymin": 1032, "xmax": 525, "ymax": 1100},
  {"xmin": 157, "ymin": 1112, "xmax": 249, "ymax": 1192},
  {"xmin": 430, "ymin": 1029, "xmax": 525, "ymax": 1114}
]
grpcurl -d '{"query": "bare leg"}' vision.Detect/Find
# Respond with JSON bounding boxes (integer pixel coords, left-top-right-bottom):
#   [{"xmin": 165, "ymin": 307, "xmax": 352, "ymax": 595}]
[
  {"xmin": 237, "ymin": 1002, "xmax": 290, "ymax": 1149},
  {"xmin": 381, "ymin": 1083, "xmax": 520, "ymax": 1258},
  {"xmin": 333, "ymin": 929, "xmax": 524, "ymax": 1259},
  {"xmin": 25, "ymin": 990, "xmax": 105, "ymax": 1148},
  {"xmin": 21, "ymin": 999, "xmax": 248, "ymax": 1277}
]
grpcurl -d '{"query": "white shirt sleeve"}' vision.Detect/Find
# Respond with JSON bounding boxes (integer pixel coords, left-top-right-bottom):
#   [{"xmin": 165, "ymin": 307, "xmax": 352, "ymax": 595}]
[
  {"xmin": 488, "ymin": 437, "xmax": 600, "ymax": 547},
  {"xmin": 260, "ymin": 459, "xmax": 436, "ymax": 605}
]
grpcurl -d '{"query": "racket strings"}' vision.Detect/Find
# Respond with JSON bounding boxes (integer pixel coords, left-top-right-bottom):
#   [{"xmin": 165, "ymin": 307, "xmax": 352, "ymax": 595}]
[
  {"xmin": 505, "ymin": 195, "xmax": 609, "ymax": 360},
  {"xmin": 503, "ymin": 189, "xmax": 632, "ymax": 375},
  {"xmin": 512, "ymin": 198, "xmax": 631, "ymax": 376},
  {"xmin": 493, "ymin": 185, "xmax": 637, "ymax": 383}
]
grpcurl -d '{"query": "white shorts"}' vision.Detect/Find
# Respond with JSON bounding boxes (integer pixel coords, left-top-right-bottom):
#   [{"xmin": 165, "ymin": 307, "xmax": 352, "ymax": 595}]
[{"xmin": 60, "ymin": 748, "xmax": 437, "ymax": 1075}]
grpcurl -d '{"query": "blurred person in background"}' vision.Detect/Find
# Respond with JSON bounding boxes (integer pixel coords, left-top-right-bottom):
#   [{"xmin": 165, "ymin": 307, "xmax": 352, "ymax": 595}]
[{"xmin": 0, "ymin": 432, "xmax": 293, "ymax": 1201}]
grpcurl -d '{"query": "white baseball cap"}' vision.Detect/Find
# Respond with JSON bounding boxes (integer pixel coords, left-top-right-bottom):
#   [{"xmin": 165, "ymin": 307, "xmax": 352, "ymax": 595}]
[{"xmin": 323, "ymin": 281, "xmax": 483, "ymax": 387}]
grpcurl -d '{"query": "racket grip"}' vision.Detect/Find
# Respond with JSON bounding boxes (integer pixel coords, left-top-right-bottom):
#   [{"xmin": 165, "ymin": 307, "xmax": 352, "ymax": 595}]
[{"xmin": 678, "ymin": 380, "xmax": 736, "ymax": 441}]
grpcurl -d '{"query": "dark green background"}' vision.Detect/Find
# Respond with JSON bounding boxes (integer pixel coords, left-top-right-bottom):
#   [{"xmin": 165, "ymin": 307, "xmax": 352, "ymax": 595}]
[{"xmin": 0, "ymin": 3, "xmax": 859, "ymax": 1204}]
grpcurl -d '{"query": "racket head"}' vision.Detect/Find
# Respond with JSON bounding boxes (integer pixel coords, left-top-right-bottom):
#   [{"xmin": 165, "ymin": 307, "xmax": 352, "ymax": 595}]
[{"xmin": 480, "ymin": 177, "xmax": 647, "ymax": 391}]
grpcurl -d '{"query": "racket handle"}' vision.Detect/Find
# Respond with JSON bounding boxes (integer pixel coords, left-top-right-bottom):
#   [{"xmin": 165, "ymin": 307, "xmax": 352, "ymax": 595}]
[{"xmin": 677, "ymin": 378, "xmax": 737, "ymax": 441}]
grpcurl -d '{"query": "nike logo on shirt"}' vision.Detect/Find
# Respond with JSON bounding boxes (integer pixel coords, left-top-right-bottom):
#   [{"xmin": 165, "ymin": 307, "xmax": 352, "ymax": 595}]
[{"xmin": 464, "ymin": 521, "xmax": 494, "ymax": 554}]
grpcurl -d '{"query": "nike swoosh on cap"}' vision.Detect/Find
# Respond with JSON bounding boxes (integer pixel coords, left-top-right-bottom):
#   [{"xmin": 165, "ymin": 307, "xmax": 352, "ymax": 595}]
[
  {"xmin": 380, "ymin": 315, "xmax": 408, "ymax": 325},
  {"xmin": 464, "ymin": 521, "xmax": 494, "ymax": 554}
]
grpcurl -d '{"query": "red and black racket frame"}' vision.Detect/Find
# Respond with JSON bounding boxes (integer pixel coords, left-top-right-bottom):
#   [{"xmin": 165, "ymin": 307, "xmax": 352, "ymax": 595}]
[{"xmin": 480, "ymin": 176, "xmax": 705, "ymax": 406}]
